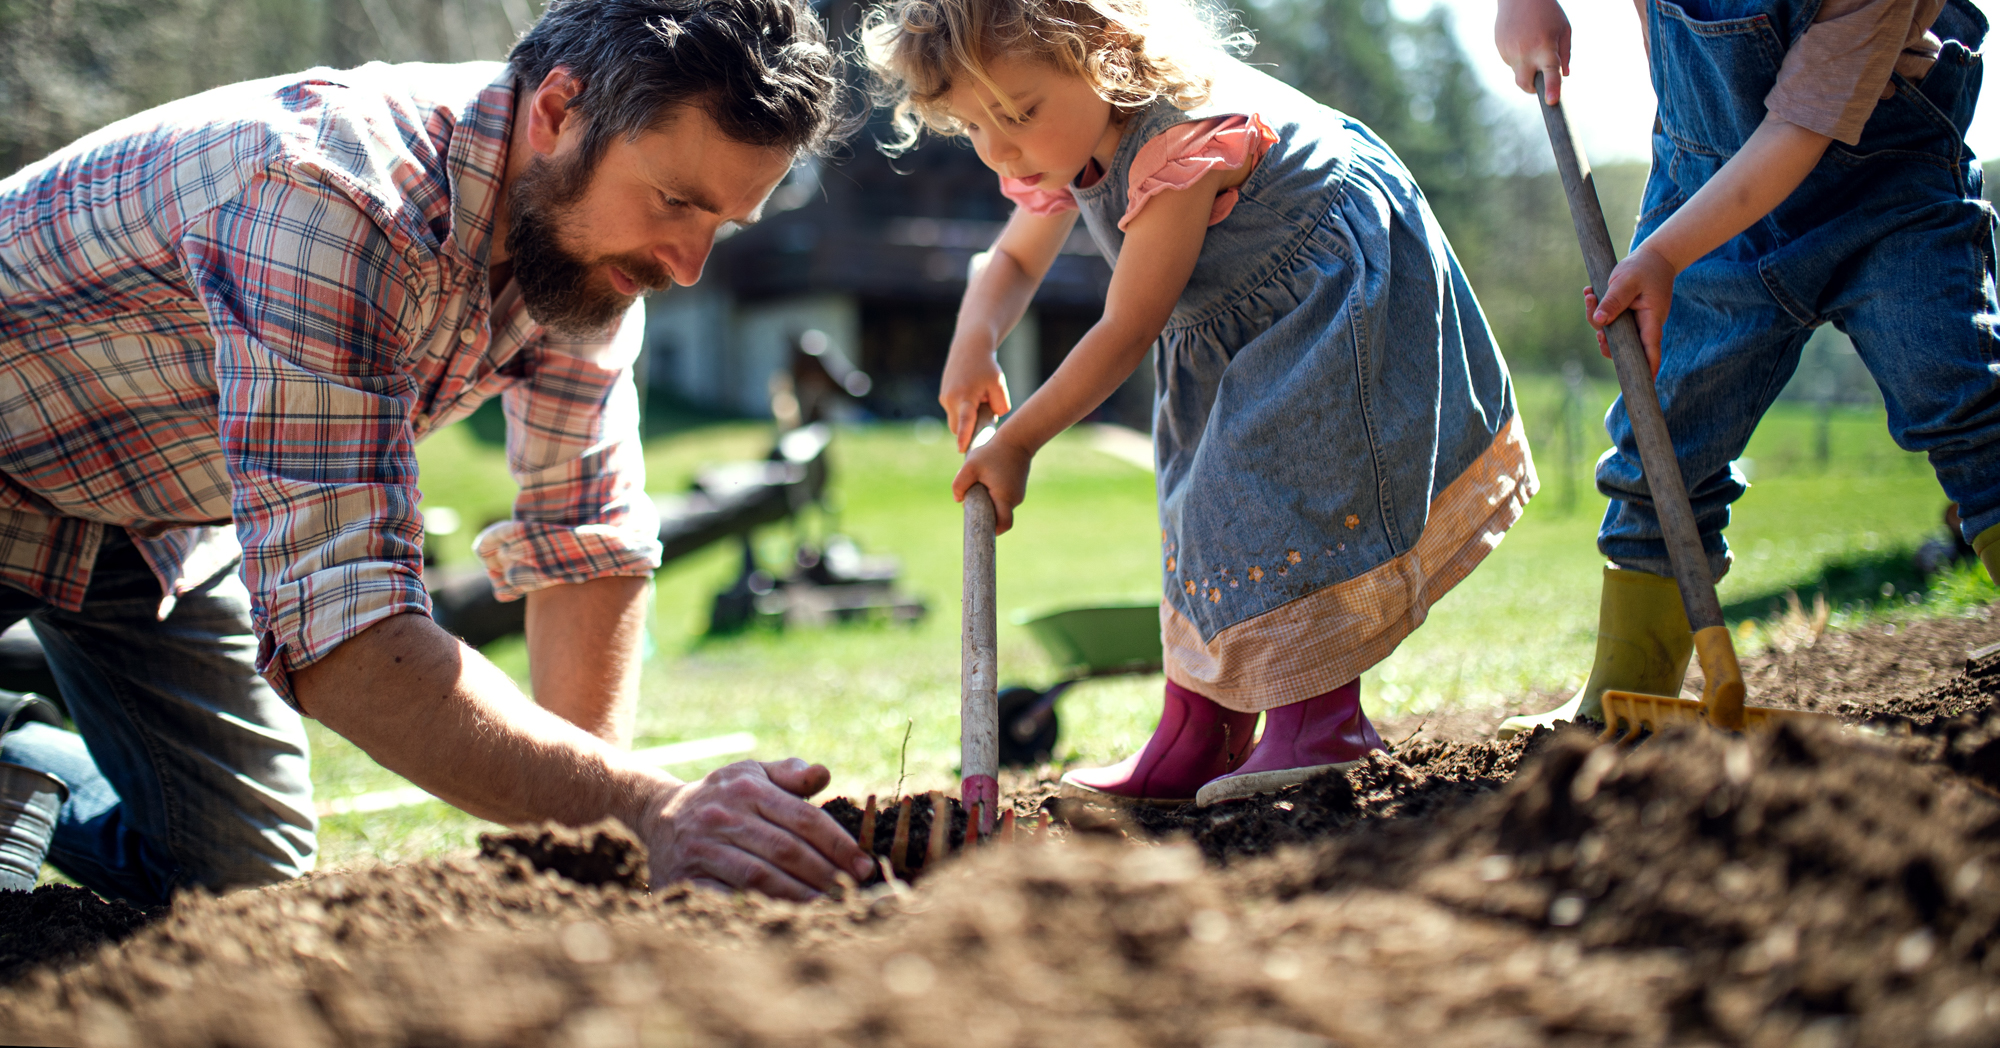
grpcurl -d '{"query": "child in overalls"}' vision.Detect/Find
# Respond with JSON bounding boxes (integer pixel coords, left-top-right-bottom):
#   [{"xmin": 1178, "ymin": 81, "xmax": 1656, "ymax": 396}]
[
  {"xmin": 864, "ymin": 0, "xmax": 1538, "ymax": 804},
  {"xmin": 1496, "ymin": 0, "xmax": 2000, "ymax": 736}
]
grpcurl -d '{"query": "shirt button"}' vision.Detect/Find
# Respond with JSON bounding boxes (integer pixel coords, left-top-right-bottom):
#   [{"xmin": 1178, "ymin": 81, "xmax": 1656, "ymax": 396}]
[{"xmin": 459, "ymin": 329, "xmax": 476, "ymax": 344}]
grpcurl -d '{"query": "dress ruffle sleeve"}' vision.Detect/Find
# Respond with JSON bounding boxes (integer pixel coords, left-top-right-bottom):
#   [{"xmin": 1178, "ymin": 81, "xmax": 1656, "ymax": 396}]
[
  {"xmin": 1119, "ymin": 114, "xmax": 1278, "ymax": 232},
  {"xmin": 999, "ymin": 176, "xmax": 1079, "ymax": 215}
]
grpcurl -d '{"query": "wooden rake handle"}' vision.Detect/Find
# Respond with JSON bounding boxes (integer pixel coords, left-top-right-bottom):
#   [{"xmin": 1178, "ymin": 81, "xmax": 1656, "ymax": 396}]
[
  {"xmin": 1533, "ymin": 74, "xmax": 1746, "ymax": 730},
  {"xmin": 961, "ymin": 406, "xmax": 1000, "ymax": 833}
]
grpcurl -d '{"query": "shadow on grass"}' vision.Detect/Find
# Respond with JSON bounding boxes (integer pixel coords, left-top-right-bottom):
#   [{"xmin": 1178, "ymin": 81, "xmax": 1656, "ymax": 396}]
[{"xmin": 1722, "ymin": 544, "xmax": 1929, "ymax": 624}]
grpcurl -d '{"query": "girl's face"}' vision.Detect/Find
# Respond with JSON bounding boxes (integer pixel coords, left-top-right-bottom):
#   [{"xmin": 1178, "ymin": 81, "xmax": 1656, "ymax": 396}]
[{"xmin": 944, "ymin": 55, "xmax": 1121, "ymax": 188}]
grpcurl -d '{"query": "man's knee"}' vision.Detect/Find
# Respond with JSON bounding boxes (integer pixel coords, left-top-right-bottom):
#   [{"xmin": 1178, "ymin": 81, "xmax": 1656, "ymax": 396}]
[{"xmin": 189, "ymin": 806, "xmax": 316, "ymax": 891}]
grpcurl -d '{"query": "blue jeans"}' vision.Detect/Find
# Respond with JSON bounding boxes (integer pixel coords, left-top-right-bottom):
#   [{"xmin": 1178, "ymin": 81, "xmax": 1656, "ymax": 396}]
[
  {"xmin": 1599, "ymin": 0, "xmax": 2000, "ymax": 575},
  {"xmin": 0, "ymin": 532, "xmax": 314, "ymax": 904}
]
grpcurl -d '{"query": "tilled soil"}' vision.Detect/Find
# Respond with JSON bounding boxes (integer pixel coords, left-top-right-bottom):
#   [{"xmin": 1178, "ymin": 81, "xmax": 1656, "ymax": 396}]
[
  {"xmin": 5, "ymin": 612, "xmax": 2000, "ymax": 1047},
  {"xmin": 0, "ymin": 887, "xmax": 161, "ymax": 986},
  {"xmin": 1429, "ymin": 608, "xmax": 2000, "ymax": 739}
]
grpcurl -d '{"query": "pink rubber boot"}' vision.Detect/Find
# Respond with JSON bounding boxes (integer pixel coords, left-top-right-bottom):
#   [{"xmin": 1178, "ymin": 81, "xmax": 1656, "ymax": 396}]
[
  {"xmin": 1193, "ymin": 680, "xmax": 1382, "ymax": 807},
  {"xmin": 1060, "ymin": 679, "xmax": 1258, "ymax": 804}
]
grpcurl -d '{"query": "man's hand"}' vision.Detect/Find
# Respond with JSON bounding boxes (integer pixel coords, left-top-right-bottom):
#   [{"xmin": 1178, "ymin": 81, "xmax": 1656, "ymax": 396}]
[
  {"xmin": 297, "ymin": 613, "xmax": 872, "ymax": 900},
  {"xmin": 940, "ymin": 348, "xmax": 1011, "ymax": 453},
  {"xmin": 1585, "ymin": 243, "xmax": 1676, "ymax": 377},
  {"xmin": 639, "ymin": 758, "xmax": 873, "ymax": 900},
  {"xmin": 1496, "ymin": 0, "xmax": 1572, "ymax": 103},
  {"xmin": 952, "ymin": 431, "xmax": 1033, "ymax": 533}
]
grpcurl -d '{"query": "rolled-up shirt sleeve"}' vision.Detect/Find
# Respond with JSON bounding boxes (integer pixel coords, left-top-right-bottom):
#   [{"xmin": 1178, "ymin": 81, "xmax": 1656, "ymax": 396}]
[
  {"xmin": 184, "ymin": 166, "xmax": 435, "ymax": 705},
  {"xmin": 1765, "ymin": 0, "xmax": 1928, "ymax": 145},
  {"xmin": 473, "ymin": 300, "xmax": 662, "ymax": 600}
]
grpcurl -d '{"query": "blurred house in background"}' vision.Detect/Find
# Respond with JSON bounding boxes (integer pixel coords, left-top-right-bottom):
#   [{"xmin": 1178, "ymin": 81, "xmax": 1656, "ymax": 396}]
[{"xmin": 640, "ymin": 117, "xmax": 1140, "ymax": 426}]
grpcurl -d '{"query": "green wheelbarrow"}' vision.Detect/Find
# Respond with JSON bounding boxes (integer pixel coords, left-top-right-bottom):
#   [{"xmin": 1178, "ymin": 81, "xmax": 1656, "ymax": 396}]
[{"xmin": 998, "ymin": 602, "xmax": 1162, "ymax": 766}]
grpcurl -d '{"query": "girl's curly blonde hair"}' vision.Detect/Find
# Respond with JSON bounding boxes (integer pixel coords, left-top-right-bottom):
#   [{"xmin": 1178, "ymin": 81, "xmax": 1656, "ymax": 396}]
[{"xmin": 861, "ymin": 0, "xmax": 1251, "ymax": 154}]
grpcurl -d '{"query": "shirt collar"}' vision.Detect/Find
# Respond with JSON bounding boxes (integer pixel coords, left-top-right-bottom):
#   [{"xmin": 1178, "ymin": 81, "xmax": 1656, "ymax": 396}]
[{"xmin": 446, "ymin": 67, "xmax": 518, "ymax": 271}]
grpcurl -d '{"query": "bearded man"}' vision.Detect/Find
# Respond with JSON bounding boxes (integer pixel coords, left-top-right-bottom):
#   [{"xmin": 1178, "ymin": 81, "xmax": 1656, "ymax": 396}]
[{"xmin": 0, "ymin": 0, "xmax": 873, "ymax": 903}]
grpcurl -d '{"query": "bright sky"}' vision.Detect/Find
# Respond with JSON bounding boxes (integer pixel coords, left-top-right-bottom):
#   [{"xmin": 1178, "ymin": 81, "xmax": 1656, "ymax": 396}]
[{"xmin": 1403, "ymin": 0, "xmax": 2000, "ymax": 163}]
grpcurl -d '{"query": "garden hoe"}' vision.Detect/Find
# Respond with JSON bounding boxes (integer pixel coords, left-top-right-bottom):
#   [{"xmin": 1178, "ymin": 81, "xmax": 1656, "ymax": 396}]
[
  {"xmin": 1535, "ymin": 74, "xmax": 1835, "ymax": 741},
  {"xmin": 850, "ymin": 408, "xmax": 1023, "ymax": 885},
  {"xmin": 961, "ymin": 406, "xmax": 1001, "ymax": 837}
]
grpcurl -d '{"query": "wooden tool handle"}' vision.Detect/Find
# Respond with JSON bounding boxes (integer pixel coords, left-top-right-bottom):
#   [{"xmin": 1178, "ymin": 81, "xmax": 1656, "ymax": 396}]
[
  {"xmin": 961, "ymin": 406, "xmax": 1000, "ymax": 832},
  {"xmin": 1534, "ymin": 75, "xmax": 1745, "ymax": 730}
]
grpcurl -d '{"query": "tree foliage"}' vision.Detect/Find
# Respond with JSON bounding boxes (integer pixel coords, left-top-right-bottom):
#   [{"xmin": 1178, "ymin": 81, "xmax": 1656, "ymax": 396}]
[{"xmin": 1237, "ymin": 0, "xmax": 1646, "ymax": 374}]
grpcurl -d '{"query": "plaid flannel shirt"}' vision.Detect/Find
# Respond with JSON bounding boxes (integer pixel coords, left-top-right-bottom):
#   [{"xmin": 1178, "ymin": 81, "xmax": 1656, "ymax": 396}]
[{"xmin": 0, "ymin": 61, "xmax": 663, "ymax": 703}]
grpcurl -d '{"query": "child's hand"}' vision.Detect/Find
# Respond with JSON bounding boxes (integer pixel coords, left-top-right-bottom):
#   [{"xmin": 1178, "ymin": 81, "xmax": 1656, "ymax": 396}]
[
  {"xmin": 1495, "ymin": 0, "xmax": 1571, "ymax": 104},
  {"xmin": 1582, "ymin": 244, "xmax": 1675, "ymax": 378},
  {"xmin": 1577, "ymin": 115, "xmax": 1831, "ymax": 383},
  {"xmin": 951, "ymin": 431, "xmax": 1032, "ymax": 534},
  {"xmin": 938, "ymin": 349, "xmax": 1012, "ymax": 454}
]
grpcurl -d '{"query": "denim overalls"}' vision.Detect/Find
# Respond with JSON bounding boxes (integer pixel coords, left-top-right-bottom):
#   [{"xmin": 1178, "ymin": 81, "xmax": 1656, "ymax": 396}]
[
  {"xmin": 1600, "ymin": 0, "xmax": 2000, "ymax": 576},
  {"xmin": 1069, "ymin": 61, "xmax": 1532, "ymax": 709}
]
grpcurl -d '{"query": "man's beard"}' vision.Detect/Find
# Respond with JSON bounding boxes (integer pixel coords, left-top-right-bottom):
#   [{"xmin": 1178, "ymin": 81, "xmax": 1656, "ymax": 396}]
[{"xmin": 504, "ymin": 151, "xmax": 671, "ymax": 338}]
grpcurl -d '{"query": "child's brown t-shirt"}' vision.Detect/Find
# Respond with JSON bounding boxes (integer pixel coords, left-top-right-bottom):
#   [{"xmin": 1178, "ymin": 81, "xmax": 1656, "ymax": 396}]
[
  {"xmin": 1635, "ymin": 0, "xmax": 1944, "ymax": 145},
  {"xmin": 1766, "ymin": 0, "xmax": 1944, "ymax": 144}
]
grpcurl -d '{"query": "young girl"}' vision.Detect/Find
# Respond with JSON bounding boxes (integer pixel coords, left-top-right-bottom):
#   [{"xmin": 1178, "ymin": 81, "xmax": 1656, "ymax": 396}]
[{"xmin": 865, "ymin": 0, "xmax": 1537, "ymax": 805}]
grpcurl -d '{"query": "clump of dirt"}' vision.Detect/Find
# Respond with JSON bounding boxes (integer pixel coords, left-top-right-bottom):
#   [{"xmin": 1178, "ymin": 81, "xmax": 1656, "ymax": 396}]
[
  {"xmin": 0, "ymin": 885, "xmax": 162, "ymax": 985},
  {"xmin": 479, "ymin": 821, "xmax": 648, "ymax": 891}
]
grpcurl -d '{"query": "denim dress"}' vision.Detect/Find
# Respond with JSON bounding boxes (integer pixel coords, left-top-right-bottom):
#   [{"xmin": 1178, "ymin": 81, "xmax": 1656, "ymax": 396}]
[
  {"xmin": 1068, "ymin": 60, "xmax": 1537, "ymax": 712},
  {"xmin": 1599, "ymin": 0, "xmax": 2000, "ymax": 576}
]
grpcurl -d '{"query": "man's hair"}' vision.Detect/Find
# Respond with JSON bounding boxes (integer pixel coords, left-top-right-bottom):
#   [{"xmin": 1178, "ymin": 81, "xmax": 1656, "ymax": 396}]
[{"xmin": 508, "ymin": 0, "xmax": 847, "ymax": 162}]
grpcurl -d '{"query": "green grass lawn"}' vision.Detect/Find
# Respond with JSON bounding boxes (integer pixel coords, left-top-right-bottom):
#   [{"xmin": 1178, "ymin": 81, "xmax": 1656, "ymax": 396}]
[{"xmin": 310, "ymin": 373, "xmax": 1994, "ymax": 869}]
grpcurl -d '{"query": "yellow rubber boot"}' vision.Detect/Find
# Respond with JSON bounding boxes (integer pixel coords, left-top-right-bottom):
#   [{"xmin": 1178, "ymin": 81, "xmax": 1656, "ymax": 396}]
[
  {"xmin": 1976, "ymin": 522, "xmax": 2000, "ymax": 585},
  {"xmin": 1495, "ymin": 566, "xmax": 1694, "ymax": 739}
]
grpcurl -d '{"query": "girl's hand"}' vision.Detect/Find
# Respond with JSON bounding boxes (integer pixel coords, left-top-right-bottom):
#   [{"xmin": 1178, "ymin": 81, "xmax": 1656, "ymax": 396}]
[
  {"xmin": 939, "ymin": 349, "xmax": 1012, "ymax": 454},
  {"xmin": 951, "ymin": 431, "xmax": 1032, "ymax": 534},
  {"xmin": 1582, "ymin": 243, "xmax": 1674, "ymax": 378},
  {"xmin": 937, "ymin": 142, "xmax": 1220, "ymax": 529},
  {"xmin": 938, "ymin": 208, "xmax": 1074, "ymax": 455},
  {"xmin": 1495, "ymin": 0, "xmax": 1571, "ymax": 103}
]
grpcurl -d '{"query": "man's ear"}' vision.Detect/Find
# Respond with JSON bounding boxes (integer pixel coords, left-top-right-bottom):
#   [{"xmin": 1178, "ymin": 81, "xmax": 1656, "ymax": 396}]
[{"xmin": 526, "ymin": 67, "xmax": 585, "ymax": 155}]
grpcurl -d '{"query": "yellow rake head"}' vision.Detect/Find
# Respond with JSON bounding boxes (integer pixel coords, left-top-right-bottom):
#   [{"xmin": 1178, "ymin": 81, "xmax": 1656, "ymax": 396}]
[
  {"xmin": 1596, "ymin": 627, "xmax": 1838, "ymax": 742},
  {"xmin": 1597, "ymin": 690, "xmax": 1839, "ymax": 742}
]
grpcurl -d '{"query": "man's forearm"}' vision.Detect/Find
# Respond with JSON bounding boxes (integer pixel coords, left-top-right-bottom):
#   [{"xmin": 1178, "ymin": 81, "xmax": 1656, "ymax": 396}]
[
  {"xmin": 295, "ymin": 612, "xmax": 669, "ymax": 830},
  {"xmin": 297, "ymin": 608, "xmax": 873, "ymax": 897},
  {"xmin": 526, "ymin": 575, "xmax": 650, "ymax": 746}
]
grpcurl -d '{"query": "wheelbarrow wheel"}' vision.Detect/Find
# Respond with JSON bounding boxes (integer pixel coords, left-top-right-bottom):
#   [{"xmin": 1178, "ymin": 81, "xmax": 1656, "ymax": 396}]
[{"xmin": 996, "ymin": 685, "xmax": 1060, "ymax": 767}]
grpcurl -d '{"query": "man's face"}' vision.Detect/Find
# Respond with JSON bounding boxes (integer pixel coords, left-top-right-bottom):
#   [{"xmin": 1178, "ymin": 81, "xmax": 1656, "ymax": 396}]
[{"xmin": 506, "ymin": 105, "xmax": 796, "ymax": 337}]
